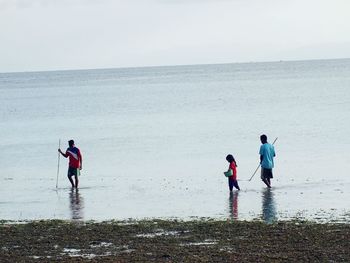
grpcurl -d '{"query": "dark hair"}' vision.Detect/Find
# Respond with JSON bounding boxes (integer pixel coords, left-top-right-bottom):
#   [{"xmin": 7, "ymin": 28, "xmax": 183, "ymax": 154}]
[
  {"xmin": 260, "ymin": 134, "xmax": 267, "ymax": 142},
  {"xmin": 226, "ymin": 154, "xmax": 237, "ymax": 166},
  {"xmin": 68, "ymin": 140, "xmax": 75, "ymax": 147}
]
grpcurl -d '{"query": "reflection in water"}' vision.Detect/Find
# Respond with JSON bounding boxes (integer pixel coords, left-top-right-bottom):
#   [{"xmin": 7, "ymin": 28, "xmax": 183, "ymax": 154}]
[
  {"xmin": 69, "ymin": 189, "xmax": 84, "ymax": 220},
  {"xmin": 262, "ymin": 188, "xmax": 277, "ymax": 223},
  {"xmin": 229, "ymin": 191, "xmax": 239, "ymax": 220}
]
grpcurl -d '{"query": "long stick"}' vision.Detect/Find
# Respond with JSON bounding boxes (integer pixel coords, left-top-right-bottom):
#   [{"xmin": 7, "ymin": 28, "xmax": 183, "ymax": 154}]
[
  {"xmin": 248, "ymin": 137, "xmax": 278, "ymax": 181},
  {"xmin": 56, "ymin": 139, "xmax": 61, "ymax": 188}
]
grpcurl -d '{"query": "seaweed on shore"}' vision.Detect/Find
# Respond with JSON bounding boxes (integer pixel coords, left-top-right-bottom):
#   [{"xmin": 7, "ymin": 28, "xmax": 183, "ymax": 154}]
[{"xmin": 0, "ymin": 219, "xmax": 349, "ymax": 262}]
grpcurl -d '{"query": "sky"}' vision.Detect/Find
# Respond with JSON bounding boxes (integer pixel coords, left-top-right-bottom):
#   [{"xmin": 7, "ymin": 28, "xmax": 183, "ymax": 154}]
[{"xmin": 1, "ymin": 0, "xmax": 350, "ymax": 72}]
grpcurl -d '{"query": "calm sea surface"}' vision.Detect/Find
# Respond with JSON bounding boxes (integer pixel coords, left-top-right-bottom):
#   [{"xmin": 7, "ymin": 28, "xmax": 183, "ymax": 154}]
[{"xmin": 1, "ymin": 59, "xmax": 350, "ymax": 222}]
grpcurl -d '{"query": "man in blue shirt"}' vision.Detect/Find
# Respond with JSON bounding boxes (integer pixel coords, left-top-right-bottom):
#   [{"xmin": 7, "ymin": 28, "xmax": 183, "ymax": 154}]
[{"xmin": 259, "ymin": 134, "xmax": 276, "ymax": 188}]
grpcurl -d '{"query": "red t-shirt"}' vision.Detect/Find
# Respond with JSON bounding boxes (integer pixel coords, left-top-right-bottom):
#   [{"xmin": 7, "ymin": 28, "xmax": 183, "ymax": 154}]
[
  {"xmin": 66, "ymin": 147, "xmax": 82, "ymax": 169},
  {"xmin": 229, "ymin": 162, "xmax": 237, "ymax": 180}
]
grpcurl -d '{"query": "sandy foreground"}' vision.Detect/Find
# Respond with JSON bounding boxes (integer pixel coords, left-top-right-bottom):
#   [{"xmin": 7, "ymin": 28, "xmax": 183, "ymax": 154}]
[{"xmin": 0, "ymin": 219, "xmax": 349, "ymax": 262}]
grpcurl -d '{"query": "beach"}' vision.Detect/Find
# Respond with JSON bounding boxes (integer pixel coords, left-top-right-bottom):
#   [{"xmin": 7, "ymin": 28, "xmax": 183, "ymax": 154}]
[{"xmin": 2, "ymin": 0, "xmax": 350, "ymax": 261}]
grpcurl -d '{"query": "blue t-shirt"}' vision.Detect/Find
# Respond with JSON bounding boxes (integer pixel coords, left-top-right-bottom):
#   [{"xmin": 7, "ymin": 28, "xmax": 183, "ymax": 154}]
[{"xmin": 259, "ymin": 143, "xmax": 275, "ymax": 169}]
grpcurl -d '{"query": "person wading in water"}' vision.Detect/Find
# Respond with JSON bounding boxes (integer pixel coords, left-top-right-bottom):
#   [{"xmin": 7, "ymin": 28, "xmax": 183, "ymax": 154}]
[
  {"xmin": 58, "ymin": 140, "xmax": 82, "ymax": 188},
  {"xmin": 259, "ymin": 134, "xmax": 276, "ymax": 188},
  {"xmin": 225, "ymin": 154, "xmax": 240, "ymax": 192}
]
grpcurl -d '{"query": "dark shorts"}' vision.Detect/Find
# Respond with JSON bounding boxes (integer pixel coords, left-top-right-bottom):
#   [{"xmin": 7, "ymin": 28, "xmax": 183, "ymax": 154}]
[
  {"xmin": 68, "ymin": 167, "xmax": 80, "ymax": 177},
  {"xmin": 261, "ymin": 168, "xmax": 273, "ymax": 180}
]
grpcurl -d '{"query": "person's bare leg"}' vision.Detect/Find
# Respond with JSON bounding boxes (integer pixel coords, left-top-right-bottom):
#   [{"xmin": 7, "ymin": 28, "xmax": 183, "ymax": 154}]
[
  {"xmin": 68, "ymin": 176, "xmax": 75, "ymax": 188},
  {"xmin": 262, "ymin": 178, "xmax": 271, "ymax": 188},
  {"xmin": 267, "ymin": 178, "xmax": 271, "ymax": 186},
  {"xmin": 74, "ymin": 175, "xmax": 79, "ymax": 188}
]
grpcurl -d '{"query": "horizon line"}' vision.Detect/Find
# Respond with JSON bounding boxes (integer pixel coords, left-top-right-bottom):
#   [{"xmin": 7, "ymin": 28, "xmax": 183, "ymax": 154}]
[{"xmin": 1, "ymin": 56, "xmax": 350, "ymax": 75}]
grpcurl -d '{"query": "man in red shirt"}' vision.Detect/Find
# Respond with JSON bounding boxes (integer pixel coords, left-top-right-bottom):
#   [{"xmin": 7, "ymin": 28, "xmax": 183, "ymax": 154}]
[{"xmin": 58, "ymin": 140, "xmax": 82, "ymax": 188}]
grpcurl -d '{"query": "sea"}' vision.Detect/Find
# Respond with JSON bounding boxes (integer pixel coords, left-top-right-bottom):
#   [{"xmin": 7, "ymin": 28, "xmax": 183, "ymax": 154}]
[{"xmin": 1, "ymin": 58, "xmax": 350, "ymax": 223}]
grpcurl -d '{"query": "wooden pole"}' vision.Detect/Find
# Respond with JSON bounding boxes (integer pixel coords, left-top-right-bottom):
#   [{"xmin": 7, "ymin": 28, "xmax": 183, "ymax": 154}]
[{"xmin": 56, "ymin": 139, "xmax": 61, "ymax": 188}]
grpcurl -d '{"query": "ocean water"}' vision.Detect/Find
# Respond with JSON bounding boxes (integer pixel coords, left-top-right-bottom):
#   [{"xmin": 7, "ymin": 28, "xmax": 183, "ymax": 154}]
[{"xmin": 1, "ymin": 59, "xmax": 350, "ymax": 222}]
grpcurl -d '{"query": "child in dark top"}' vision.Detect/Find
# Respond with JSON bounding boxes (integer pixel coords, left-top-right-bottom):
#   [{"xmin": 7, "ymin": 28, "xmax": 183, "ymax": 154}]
[{"xmin": 225, "ymin": 154, "xmax": 240, "ymax": 191}]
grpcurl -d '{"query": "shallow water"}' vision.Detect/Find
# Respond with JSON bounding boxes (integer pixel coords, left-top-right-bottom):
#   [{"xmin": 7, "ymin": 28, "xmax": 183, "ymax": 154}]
[{"xmin": 1, "ymin": 59, "xmax": 350, "ymax": 222}]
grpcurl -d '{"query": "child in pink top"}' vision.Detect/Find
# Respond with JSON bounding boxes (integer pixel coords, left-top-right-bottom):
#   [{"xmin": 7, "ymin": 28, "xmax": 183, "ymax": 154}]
[{"xmin": 225, "ymin": 154, "xmax": 240, "ymax": 191}]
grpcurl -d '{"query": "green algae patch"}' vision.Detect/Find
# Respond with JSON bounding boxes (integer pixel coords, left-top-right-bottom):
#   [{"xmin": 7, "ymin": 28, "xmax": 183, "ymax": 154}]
[{"xmin": 0, "ymin": 219, "xmax": 349, "ymax": 262}]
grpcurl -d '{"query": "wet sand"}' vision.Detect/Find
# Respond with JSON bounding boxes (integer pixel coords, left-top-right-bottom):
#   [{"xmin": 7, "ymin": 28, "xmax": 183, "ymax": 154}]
[
  {"xmin": 1, "ymin": 219, "xmax": 349, "ymax": 262},
  {"xmin": 2, "ymin": 178, "xmax": 350, "ymax": 223}
]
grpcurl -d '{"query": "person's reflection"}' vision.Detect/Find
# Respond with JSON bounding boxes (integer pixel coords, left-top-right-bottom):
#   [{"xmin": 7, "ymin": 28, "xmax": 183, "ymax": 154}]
[
  {"xmin": 229, "ymin": 191, "xmax": 239, "ymax": 220},
  {"xmin": 261, "ymin": 188, "xmax": 277, "ymax": 223},
  {"xmin": 69, "ymin": 189, "xmax": 84, "ymax": 220}
]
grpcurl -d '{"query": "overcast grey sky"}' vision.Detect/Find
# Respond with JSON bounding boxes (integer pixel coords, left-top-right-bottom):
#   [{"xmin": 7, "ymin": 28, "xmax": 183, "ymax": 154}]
[{"xmin": 1, "ymin": 0, "xmax": 350, "ymax": 72}]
